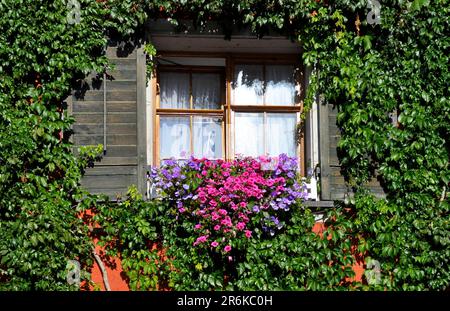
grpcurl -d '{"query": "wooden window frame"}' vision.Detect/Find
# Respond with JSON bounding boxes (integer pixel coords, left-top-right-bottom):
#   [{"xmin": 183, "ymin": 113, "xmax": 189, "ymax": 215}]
[
  {"xmin": 155, "ymin": 65, "xmax": 226, "ymax": 163},
  {"xmin": 152, "ymin": 52, "xmax": 305, "ymax": 176}
]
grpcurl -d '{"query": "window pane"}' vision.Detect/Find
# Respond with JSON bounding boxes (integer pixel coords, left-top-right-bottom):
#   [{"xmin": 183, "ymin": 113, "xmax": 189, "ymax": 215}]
[
  {"xmin": 193, "ymin": 117, "xmax": 222, "ymax": 159},
  {"xmin": 265, "ymin": 65, "xmax": 296, "ymax": 106},
  {"xmin": 159, "ymin": 72, "xmax": 190, "ymax": 108},
  {"xmin": 267, "ymin": 113, "xmax": 297, "ymax": 157},
  {"xmin": 235, "ymin": 113, "xmax": 264, "ymax": 157},
  {"xmin": 233, "ymin": 65, "xmax": 264, "ymax": 105},
  {"xmin": 160, "ymin": 116, "xmax": 190, "ymax": 159},
  {"xmin": 192, "ymin": 73, "xmax": 221, "ymax": 109}
]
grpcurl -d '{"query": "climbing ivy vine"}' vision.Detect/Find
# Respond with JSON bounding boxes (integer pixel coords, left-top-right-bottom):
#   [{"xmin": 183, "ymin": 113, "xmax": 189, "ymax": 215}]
[{"xmin": 0, "ymin": 0, "xmax": 448, "ymax": 290}]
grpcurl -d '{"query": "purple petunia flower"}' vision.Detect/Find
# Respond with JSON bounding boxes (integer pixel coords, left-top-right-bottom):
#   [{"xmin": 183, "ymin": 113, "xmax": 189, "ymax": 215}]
[{"xmin": 163, "ymin": 159, "xmax": 177, "ymax": 166}]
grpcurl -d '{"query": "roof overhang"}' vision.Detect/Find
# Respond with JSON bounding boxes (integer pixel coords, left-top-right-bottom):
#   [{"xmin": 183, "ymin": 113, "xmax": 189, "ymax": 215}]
[{"xmin": 147, "ymin": 19, "xmax": 301, "ymax": 54}]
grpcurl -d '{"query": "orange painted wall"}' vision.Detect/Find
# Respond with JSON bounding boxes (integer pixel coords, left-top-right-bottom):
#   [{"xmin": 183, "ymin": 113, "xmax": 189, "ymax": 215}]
[
  {"xmin": 89, "ymin": 238, "xmax": 130, "ymax": 291},
  {"xmin": 80, "ymin": 209, "xmax": 129, "ymax": 291},
  {"xmin": 312, "ymin": 222, "xmax": 364, "ymax": 283}
]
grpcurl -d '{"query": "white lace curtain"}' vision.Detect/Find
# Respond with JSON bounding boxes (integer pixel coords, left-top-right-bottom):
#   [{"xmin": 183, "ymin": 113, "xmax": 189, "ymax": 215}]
[
  {"xmin": 233, "ymin": 64, "xmax": 297, "ymax": 157},
  {"xmin": 235, "ymin": 113, "xmax": 264, "ymax": 157},
  {"xmin": 266, "ymin": 113, "xmax": 296, "ymax": 157},
  {"xmin": 160, "ymin": 116, "xmax": 222, "ymax": 160},
  {"xmin": 158, "ymin": 65, "xmax": 297, "ymax": 160},
  {"xmin": 159, "ymin": 72, "xmax": 190, "ymax": 109},
  {"xmin": 193, "ymin": 117, "xmax": 222, "ymax": 159},
  {"xmin": 265, "ymin": 65, "xmax": 296, "ymax": 105},
  {"xmin": 233, "ymin": 65, "xmax": 264, "ymax": 105},
  {"xmin": 232, "ymin": 64, "xmax": 296, "ymax": 106},
  {"xmin": 159, "ymin": 71, "xmax": 223, "ymax": 160},
  {"xmin": 192, "ymin": 73, "xmax": 221, "ymax": 109},
  {"xmin": 160, "ymin": 117, "xmax": 190, "ymax": 159},
  {"xmin": 234, "ymin": 113, "xmax": 296, "ymax": 157},
  {"xmin": 159, "ymin": 72, "xmax": 221, "ymax": 109}
]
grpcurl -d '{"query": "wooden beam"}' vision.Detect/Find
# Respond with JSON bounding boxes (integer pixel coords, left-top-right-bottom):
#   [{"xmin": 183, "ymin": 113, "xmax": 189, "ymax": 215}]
[
  {"xmin": 157, "ymin": 65, "xmax": 224, "ymax": 72},
  {"xmin": 318, "ymin": 100, "xmax": 331, "ymax": 200},
  {"xmin": 230, "ymin": 105, "xmax": 302, "ymax": 112},
  {"xmin": 136, "ymin": 46, "xmax": 147, "ymax": 195},
  {"xmin": 156, "ymin": 108, "xmax": 224, "ymax": 116},
  {"xmin": 225, "ymin": 55, "xmax": 232, "ymax": 160},
  {"xmin": 158, "ymin": 50, "xmax": 299, "ymax": 61}
]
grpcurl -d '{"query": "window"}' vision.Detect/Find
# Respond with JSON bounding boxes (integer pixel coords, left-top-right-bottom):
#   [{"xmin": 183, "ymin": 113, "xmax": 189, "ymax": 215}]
[
  {"xmin": 154, "ymin": 55, "xmax": 303, "ymax": 169},
  {"xmin": 156, "ymin": 65, "xmax": 225, "ymax": 162},
  {"xmin": 231, "ymin": 62, "xmax": 301, "ymax": 159},
  {"xmin": 234, "ymin": 112, "xmax": 297, "ymax": 157},
  {"xmin": 233, "ymin": 64, "xmax": 296, "ymax": 106}
]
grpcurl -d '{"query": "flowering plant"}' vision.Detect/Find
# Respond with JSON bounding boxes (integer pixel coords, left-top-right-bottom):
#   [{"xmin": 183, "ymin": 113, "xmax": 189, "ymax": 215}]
[{"xmin": 149, "ymin": 154, "xmax": 308, "ymax": 255}]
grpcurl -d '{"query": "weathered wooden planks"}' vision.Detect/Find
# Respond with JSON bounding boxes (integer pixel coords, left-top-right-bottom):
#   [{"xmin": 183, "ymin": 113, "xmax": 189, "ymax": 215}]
[
  {"xmin": 73, "ymin": 123, "xmax": 137, "ymax": 135},
  {"xmin": 81, "ymin": 170, "xmax": 137, "ymax": 197},
  {"xmin": 73, "ymin": 112, "xmax": 137, "ymax": 124},
  {"xmin": 75, "ymin": 90, "xmax": 137, "ymax": 102},
  {"xmin": 72, "ymin": 101, "xmax": 137, "ymax": 113},
  {"xmin": 74, "ymin": 134, "xmax": 137, "ymax": 146},
  {"xmin": 324, "ymin": 104, "xmax": 386, "ymax": 200},
  {"xmin": 71, "ymin": 44, "xmax": 141, "ymax": 197}
]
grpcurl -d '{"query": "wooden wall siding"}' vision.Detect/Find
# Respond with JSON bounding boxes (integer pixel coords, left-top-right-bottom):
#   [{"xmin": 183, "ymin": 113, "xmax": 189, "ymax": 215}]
[
  {"xmin": 71, "ymin": 46, "xmax": 140, "ymax": 198},
  {"xmin": 324, "ymin": 104, "xmax": 386, "ymax": 200}
]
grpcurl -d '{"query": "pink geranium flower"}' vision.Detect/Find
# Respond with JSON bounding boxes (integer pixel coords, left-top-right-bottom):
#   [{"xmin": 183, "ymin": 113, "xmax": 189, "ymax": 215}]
[
  {"xmin": 193, "ymin": 235, "xmax": 209, "ymax": 246},
  {"xmin": 219, "ymin": 195, "xmax": 229, "ymax": 203},
  {"xmin": 230, "ymin": 202, "xmax": 238, "ymax": 211},
  {"xmin": 153, "ymin": 155, "xmax": 308, "ymax": 253},
  {"xmin": 236, "ymin": 222, "xmax": 246, "ymax": 231},
  {"xmin": 211, "ymin": 212, "xmax": 220, "ymax": 221},
  {"xmin": 218, "ymin": 209, "xmax": 227, "ymax": 215}
]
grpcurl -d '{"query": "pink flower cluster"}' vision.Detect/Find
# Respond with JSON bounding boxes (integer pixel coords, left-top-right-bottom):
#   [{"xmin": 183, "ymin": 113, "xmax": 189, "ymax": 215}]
[
  {"xmin": 189, "ymin": 158, "xmax": 292, "ymax": 252},
  {"xmin": 150, "ymin": 155, "xmax": 308, "ymax": 255}
]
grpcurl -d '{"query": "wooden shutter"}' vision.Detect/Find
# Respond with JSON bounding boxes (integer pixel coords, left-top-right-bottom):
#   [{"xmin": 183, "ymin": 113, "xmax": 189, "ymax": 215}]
[
  {"xmin": 70, "ymin": 42, "xmax": 146, "ymax": 199},
  {"xmin": 319, "ymin": 103, "xmax": 386, "ymax": 201}
]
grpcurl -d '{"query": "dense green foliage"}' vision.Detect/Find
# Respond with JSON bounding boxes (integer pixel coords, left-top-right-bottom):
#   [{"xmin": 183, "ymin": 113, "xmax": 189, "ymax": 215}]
[
  {"xmin": 0, "ymin": 0, "xmax": 112, "ymax": 290},
  {"xmin": 304, "ymin": 1, "xmax": 450, "ymax": 290},
  {"xmin": 1, "ymin": 0, "xmax": 448, "ymax": 290},
  {"xmin": 95, "ymin": 186, "xmax": 358, "ymax": 290}
]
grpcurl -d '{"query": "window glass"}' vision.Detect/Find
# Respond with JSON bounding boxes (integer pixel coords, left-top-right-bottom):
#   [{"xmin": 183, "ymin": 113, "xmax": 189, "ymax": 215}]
[
  {"xmin": 234, "ymin": 113, "xmax": 297, "ymax": 158},
  {"xmin": 159, "ymin": 72, "xmax": 190, "ymax": 108},
  {"xmin": 234, "ymin": 113, "xmax": 264, "ymax": 157},
  {"xmin": 160, "ymin": 116, "xmax": 190, "ymax": 159},
  {"xmin": 233, "ymin": 65, "xmax": 264, "ymax": 105},
  {"xmin": 193, "ymin": 117, "xmax": 222, "ymax": 158},
  {"xmin": 157, "ymin": 60, "xmax": 299, "ymax": 162},
  {"xmin": 266, "ymin": 113, "xmax": 297, "ymax": 157},
  {"xmin": 265, "ymin": 65, "xmax": 296, "ymax": 105},
  {"xmin": 192, "ymin": 73, "xmax": 221, "ymax": 109}
]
